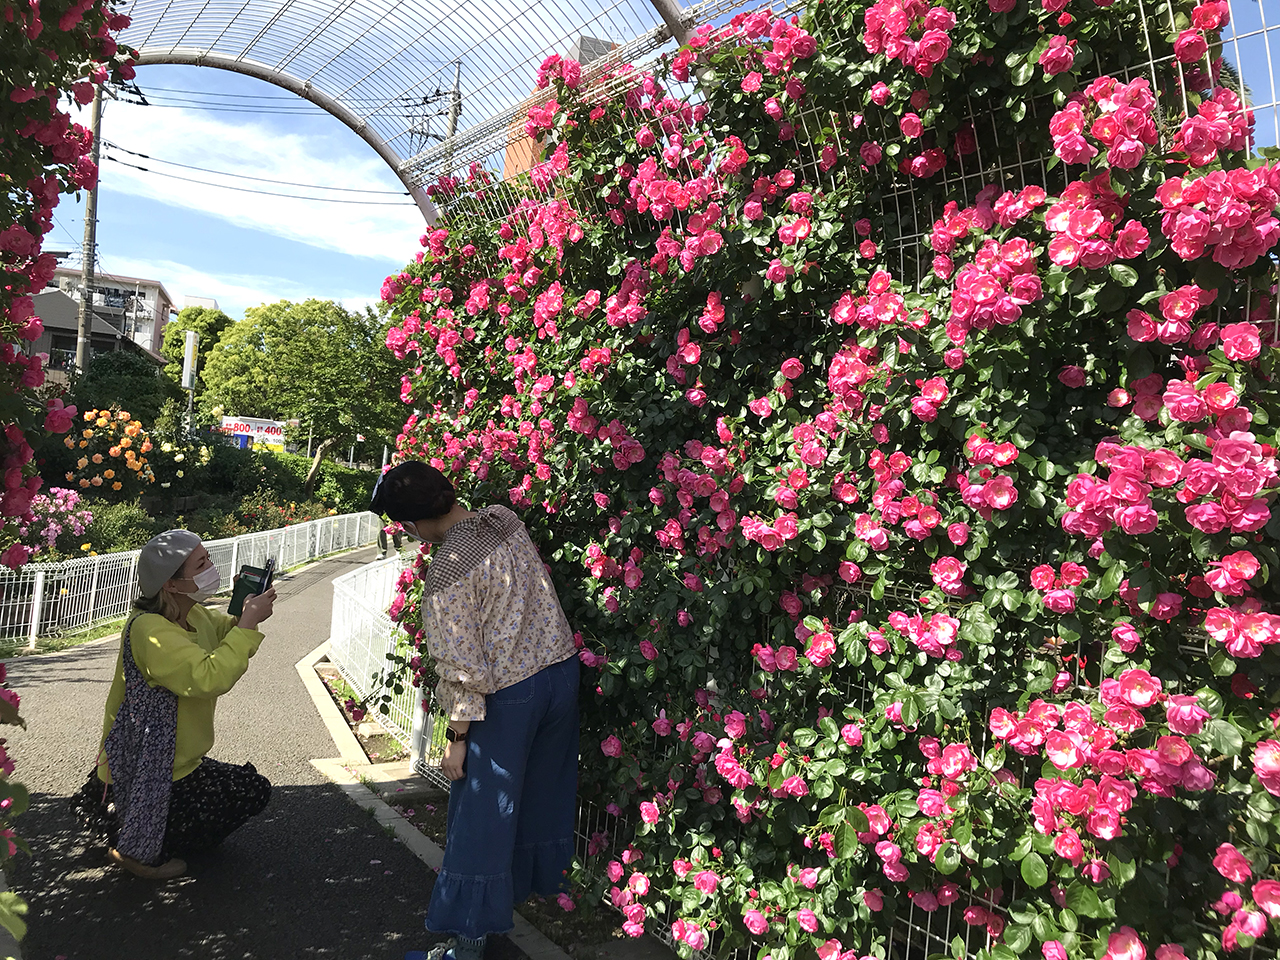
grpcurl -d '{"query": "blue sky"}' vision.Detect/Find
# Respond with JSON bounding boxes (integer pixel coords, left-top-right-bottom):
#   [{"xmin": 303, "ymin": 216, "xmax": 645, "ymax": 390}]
[
  {"xmin": 45, "ymin": 2, "xmax": 1280, "ymax": 324},
  {"xmin": 54, "ymin": 64, "xmax": 427, "ymax": 321}
]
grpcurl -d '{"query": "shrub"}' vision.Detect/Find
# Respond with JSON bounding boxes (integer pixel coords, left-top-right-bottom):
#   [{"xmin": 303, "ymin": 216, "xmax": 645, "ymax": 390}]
[
  {"xmin": 80, "ymin": 499, "xmax": 158, "ymax": 555},
  {"xmin": 15, "ymin": 488, "xmax": 93, "ymax": 560},
  {"xmin": 376, "ymin": 3, "xmax": 1280, "ymax": 957}
]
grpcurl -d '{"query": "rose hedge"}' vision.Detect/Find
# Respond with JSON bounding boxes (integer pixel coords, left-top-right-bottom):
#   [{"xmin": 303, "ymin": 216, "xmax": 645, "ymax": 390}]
[
  {"xmin": 1, "ymin": 0, "xmax": 134, "ymax": 569},
  {"xmin": 376, "ymin": 0, "xmax": 1280, "ymax": 955},
  {"xmin": 2, "ymin": 0, "xmax": 134, "ymax": 941}
]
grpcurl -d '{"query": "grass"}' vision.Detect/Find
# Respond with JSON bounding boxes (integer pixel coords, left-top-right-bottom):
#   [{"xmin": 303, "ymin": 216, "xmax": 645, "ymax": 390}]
[{"xmin": 0, "ymin": 616, "xmax": 128, "ymax": 659}]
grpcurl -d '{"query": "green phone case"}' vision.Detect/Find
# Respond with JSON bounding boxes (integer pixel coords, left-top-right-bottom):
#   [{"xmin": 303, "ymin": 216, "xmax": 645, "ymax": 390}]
[{"xmin": 228, "ymin": 563, "xmax": 270, "ymax": 617}]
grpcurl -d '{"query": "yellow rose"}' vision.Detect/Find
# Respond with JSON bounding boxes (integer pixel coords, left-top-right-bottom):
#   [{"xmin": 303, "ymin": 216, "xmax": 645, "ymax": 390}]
[
  {"xmin": 81, "ymin": 544, "xmax": 90, "ymax": 551},
  {"xmin": 82, "ymin": 429, "xmax": 93, "ymax": 439}
]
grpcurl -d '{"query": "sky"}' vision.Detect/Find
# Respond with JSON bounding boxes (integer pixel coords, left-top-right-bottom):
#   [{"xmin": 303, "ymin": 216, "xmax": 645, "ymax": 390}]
[
  {"xmin": 43, "ymin": 1, "xmax": 1280, "ymax": 327},
  {"xmin": 52, "ymin": 64, "xmax": 428, "ymax": 322}
]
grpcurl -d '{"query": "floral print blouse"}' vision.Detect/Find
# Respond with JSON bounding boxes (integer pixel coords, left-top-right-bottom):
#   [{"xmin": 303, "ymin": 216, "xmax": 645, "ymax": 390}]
[{"xmin": 421, "ymin": 504, "xmax": 576, "ymax": 721}]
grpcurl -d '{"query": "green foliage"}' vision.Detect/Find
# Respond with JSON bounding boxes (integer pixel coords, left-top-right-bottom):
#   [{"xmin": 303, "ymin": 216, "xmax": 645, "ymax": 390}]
[
  {"xmin": 199, "ymin": 299, "xmax": 407, "ymax": 454},
  {"xmin": 255, "ymin": 450, "xmax": 373, "ymax": 513},
  {"xmin": 161, "ymin": 304, "xmax": 233, "ymax": 387},
  {"xmin": 69, "ymin": 351, "xmax": 180, "ymax": 426},
  {"xmin": 81, "ymin": 499, "xmax": 159, "ymax": 554}
]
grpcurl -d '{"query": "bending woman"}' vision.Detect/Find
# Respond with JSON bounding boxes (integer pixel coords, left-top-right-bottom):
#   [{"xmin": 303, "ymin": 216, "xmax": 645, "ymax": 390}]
[
  {"xmin": 74, "ymin": 529, "xmax": 276, "ymax": 880},
  {"xmin": 372, "ymin": 461, "xmax": 579, "ymax": 960}
]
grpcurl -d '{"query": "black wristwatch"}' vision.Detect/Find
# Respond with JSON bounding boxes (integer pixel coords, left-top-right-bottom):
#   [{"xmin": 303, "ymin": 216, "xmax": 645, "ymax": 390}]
[{"xmin": 445, "ymin": 727, "xmax": 466, "ymax": 743}]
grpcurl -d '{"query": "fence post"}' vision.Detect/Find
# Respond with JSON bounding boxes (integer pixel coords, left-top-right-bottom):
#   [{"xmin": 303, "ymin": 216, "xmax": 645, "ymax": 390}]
[
  {"xmin": 230, "ymin": 538, "xmax": 239, "ymax": 579},
  {"xmin": 88, "ymin": 555, "xmax": 101, "ymax": 624},
  {"xmin": 27, "ymin": 571, "xmax": 46, "ymax": 649}
]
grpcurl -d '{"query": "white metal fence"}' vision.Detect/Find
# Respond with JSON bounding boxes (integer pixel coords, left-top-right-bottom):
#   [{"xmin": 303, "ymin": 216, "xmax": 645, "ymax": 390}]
[
  {"xmin": 327, "ymin": 554, "xmax": 452, "ymax": 788},
  {"xmin": 0, "ymin": 512, "xmax": 383, "ymax": 646}
]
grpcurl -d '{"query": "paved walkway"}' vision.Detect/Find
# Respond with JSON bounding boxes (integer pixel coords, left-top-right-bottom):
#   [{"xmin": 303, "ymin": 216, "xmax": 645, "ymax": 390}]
[{"xmin": 5, "ymin": 547, "xmax": 524, "ymax": 960}]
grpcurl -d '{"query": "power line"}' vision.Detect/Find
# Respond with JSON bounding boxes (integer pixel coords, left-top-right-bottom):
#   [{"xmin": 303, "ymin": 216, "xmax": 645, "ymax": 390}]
[
  {"xmin": 117, "ymin": 98, "xmax": 334, "ymax": 115},
  {"xmin": 103, "ymin": 141, "xmax": 409, "ymax": 195},
  {"xmin": 102, "ymin": 154, "xmax": 417, "ymax": 205},
  {"xmin": 133, "ymin": 83, "xmax": 457, "ymax": 105}
]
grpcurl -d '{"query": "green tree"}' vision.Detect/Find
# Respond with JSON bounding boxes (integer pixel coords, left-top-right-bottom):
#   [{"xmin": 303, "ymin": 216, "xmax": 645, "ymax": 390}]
[
  {"xmin": 200, "ymin": 299, "xmax": 406, "ymax": 492},
  {"xmin": 71, "ymin": 350, "xmax": 181, "ymax": 425},
  {"xmin": 161, "ymin": 305, "xmax": 233, "ymax": 388}
]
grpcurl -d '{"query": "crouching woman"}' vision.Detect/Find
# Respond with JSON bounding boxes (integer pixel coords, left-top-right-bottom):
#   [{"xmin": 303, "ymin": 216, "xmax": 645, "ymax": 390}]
[{"xmin": 75, "ymin": 529, "xmax": 276, "ymax": 880}]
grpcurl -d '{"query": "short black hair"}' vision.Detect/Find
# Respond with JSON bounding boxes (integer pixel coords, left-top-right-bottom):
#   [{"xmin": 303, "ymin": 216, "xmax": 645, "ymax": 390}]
[{"xmin": 371, "ymin": 461, "xmax": 457, "ymax": 522}]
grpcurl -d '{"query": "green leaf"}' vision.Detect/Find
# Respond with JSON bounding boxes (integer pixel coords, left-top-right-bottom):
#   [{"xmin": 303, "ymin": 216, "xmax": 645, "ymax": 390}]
[
  {"xmin": 0, "ymin": 892, "xmax": 27, "ymax": 942},
  {"xmin": 936, "ymin": 841, "xmax": 961, "ymax": 875},
  {"xmin": 1205, "ymin": 718, "xmax": 1244, "ymax": 757},
  {"xmin": 1011, "ymin": 59, "xmax": 1035, "ymax": 86},
  {"xmin": 1021, "ymin": 851, "xmax": 1049, "ymax": 887},
  {"xmin": 1003, "ymin": 925, "xmax": 1032, "ymax": 953},
  {"xmin": 833, "ymin": 822, "xmax": 859, "ymax": 859},
  {"xmin": 1065, "ymin": 883, "xmax": 1103, "ymax": 918},
  {"xmin": 1108, "ymin": 264, "xmax": 1138, "ymax": 287}
]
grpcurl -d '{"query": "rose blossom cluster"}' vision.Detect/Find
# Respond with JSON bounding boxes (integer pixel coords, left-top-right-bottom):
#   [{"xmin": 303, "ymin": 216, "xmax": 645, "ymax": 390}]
[
  {"xmin": 1048, "ymin": 77, "xmax": 1158, "ymax": 169},
  {"xmin": 830, "ymin": 268, "xmax": 908, "ymax": 330},
  {"xmin": 885, "ymin": 608, "xmax": 961, "ymax": 658},
  {"xmin": 1044, "ymin": 173, "xmax": 1150, "ymax": 269},
  {"xmin": 1173, "ymin": 86, "xmax": 1253, "ymax": 167},
  {"xmin": 1204, "ymin": 600, "xmax": 1280, "ymax": 659},
  {"xmin": 1030, "ymin": 561, "xmax": 1088, "ymax": 614},
  {"xmin": 1178, "ymin": 430, "xmax": 1276, "ymax": 535},
  {"xmin": 946, "ymin": 236, "xmax": 1043, "ymax": 345},
  {"xmin": 1061, "ymin": 439, "xmax": 1181, "ymax": 539},
  {"xmin": 860, "ymin": 0, "xmax": 955, "ymax": 77},
  {"xmin": 1157, "ymin": 164, "xmax": 1280, "ymax": 269},
  {"xmin": 536, "ymin": 54, "xmax": 583, "ymax": 90}
]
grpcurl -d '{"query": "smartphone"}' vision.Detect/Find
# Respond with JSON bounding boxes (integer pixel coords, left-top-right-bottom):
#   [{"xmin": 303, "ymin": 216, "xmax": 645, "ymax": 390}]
[{"xmin": 229, "ymin": 558, "xmax": 276, "ymax": 617}]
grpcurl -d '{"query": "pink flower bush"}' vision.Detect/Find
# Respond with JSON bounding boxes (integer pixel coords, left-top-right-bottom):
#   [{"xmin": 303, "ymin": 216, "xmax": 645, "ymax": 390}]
[{"xmin": 373, "ymin": 2, "xmax": 1280, "ymax": 955}]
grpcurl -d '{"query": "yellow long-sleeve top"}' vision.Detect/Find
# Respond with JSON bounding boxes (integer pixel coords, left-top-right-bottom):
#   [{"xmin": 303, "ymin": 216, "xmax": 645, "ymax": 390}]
[{"xmin": 96, "ymin": 605, "xmax": 264, "ymax": 783}]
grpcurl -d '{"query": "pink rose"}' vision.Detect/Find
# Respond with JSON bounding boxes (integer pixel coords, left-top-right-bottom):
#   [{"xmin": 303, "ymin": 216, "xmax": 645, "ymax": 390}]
[
  {"xmin": 743, "ymin": 909, "xmax": 768, "ymax": 935},
  {"xmin": 1104, "ymin": 927, "xmax": 1147, "ymax": 960},
  {"xmin": 1058, "ymin": 365, "xmax": 1087, "ymax": 388},
  {"xmin": 900, "ymin": 113, "xmax": 924, "ymax": 139},
  {"xmin": 1220, "ymin": 322, "xmax": 1261, "ymax": 361},
  {"xmin": 1174, "ymin": 28, "xmax": 1208, "ymax": 62},
  {"xmin": 601, "ymin": 735, "xmax": 623, "ymax": 757},
  {"xmin": 1213, "ymin": 842, "xmax": 1252, "ymax": 882},
  {"xmin": 1039, "ymin": 35, "xmax": 1076, "ymax": 75},
  {"xmin": 1254, "ymin": 740, "xmax": 1280, "ymax": 795}
]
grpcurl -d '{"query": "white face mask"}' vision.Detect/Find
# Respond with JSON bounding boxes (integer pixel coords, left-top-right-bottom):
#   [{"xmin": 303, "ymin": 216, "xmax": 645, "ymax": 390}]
[{"xmin": 181, "ymin": 565, "xmax": 221, "ymax": 602}]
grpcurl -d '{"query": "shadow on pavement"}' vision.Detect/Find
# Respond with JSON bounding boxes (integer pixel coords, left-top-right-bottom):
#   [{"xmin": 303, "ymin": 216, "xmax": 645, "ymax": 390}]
[{"xmin": 15, "ymin": 781, "xmax": 535, "ymax": 960}]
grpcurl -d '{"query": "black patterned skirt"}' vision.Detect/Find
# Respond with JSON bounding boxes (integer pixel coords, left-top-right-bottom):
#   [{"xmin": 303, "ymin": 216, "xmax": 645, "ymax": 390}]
[{"xmin": 72, "ymin": 758, "xmax": 271, "ymax": 860}]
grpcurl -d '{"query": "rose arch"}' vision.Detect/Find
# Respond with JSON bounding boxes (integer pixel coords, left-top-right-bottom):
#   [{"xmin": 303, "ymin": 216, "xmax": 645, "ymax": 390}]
[{"xmin": 118, "ymin": 0, "xmax": 700, "ymax": 221}]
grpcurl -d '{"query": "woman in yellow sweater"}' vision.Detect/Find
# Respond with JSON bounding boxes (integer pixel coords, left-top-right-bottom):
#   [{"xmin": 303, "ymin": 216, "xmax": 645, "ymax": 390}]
[{"xmin": 74, "ymin": 529, "xmax": 276, "ymax": 880}]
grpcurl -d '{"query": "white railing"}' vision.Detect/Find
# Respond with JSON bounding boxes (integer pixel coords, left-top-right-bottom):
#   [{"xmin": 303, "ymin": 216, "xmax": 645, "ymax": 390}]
[
  {"xmin": 0, "ymin": 512, "xmax": 384, "ymax": 646},
  {"xmin": 327, "ymin": 554, "xmax": 451, "ymax": 787}
]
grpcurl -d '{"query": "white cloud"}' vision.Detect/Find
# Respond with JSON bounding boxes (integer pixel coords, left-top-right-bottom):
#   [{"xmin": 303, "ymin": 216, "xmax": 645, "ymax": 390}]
[
  {"xmin": 99, "ymin": 255, "xmax": 375, "ymax": 319},
  {"xmin": 96, "ymin": 100, "xmax": 426, "ymax": 261}
]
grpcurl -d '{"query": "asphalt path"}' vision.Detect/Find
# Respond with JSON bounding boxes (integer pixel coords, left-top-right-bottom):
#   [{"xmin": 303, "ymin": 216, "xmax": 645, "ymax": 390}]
[{"xmin": 4, "ymin": 546, "xmax": 526, "ymax": 960}]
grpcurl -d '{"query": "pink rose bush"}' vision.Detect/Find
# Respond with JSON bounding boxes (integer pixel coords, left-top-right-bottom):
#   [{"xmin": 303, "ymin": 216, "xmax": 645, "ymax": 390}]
[{"xmin": 373, "ymin": 0, "xmax": 1280, "ymax": 956}]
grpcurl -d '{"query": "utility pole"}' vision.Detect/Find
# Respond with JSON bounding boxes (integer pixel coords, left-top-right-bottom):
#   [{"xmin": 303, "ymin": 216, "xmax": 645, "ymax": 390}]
[
  {"xmin": 75, "ymin": 84, "xmax": 104, "ymax": 372},
  {"xmin": 442, "ymin": 60, "xmax": 462, "ymax": 175}
]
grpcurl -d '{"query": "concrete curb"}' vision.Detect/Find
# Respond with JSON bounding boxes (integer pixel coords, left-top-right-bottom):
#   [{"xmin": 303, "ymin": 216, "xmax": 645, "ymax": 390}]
[
  {"xmin": 298, "ymin": 643, "xmax": 572, "ymax": 960},
  {"xmin": 295, "ymin": 641, "xmax": 367, "ymax": 765}
]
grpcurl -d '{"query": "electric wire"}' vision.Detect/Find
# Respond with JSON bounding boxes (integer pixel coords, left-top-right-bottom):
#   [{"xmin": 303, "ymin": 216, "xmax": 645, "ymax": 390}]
[
  {"xmin": 103, "ymin": 141, "xmax": 409, "ymax": 195},
  {"xmin": 134, "ymin": 83, "xmax": 458, "ymax": 104},
  {"xmin": 102, "ymin": 154, "xmax": 417, "ymax": 205}
]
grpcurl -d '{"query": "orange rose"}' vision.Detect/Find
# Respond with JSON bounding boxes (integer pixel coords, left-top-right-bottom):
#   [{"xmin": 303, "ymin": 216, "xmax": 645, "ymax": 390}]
[
  {"xmin": 118, "ymin": 410, "xmax": 130, "ymax": 421},
  {"xmin": 91, "ymin": 453, "xmax": 103, "ymax": 464},
  {"xmin": 83, "ymin": 410, "xmax": 94, "ymax": 422},
  {"xmin": 76, "ymin": 457, "xmax": 88, "ymax": 469},
  {"xmin": 120, "ymin": 438, "xmax": 132, "ymax": 449},
  {"xmin": 63, "ymin": 436, "xmax": 75, "ymax": 448},
  {"xmin": 95, "ymin": 417, "xmax": 108, "ymax": 428},
  {"xmin": 141, "ymin": 440, "xmax": 153, "ymax": 452},
  {"xmin": 64, "ymin": 472, "xmax": 74, "ymax": 481},
  {"xmin": 78, "ymin": 479, "xmax": 90, "ymax": 488},
  {"xmin": 109, "ymin": 446, "xmax": 121, "ymax": 457},
  {"xmin": 82, "ymin": 429, "xmax": 93, "ymax": 439},
  {"xmin": 103, "ymin": 469, "xmax": 114, "ymax": 479},
  {"xmin": 90, "ymin": 476, "xmax": 103, "ymax": 486},
  {"xmin": 112, "ymin": 482, "xmax": 122, "ymax": 491}
]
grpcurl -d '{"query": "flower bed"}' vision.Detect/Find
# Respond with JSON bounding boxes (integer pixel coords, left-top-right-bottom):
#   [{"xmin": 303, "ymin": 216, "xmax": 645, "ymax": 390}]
[{"xmin": 375, "ymin": 0, "xmax": 1280, "ymax": 956}]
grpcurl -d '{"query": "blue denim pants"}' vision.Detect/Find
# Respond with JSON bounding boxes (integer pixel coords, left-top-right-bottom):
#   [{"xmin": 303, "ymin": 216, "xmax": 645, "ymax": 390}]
[{"xmin": 426, "ymin": 655, "xmax": 579, "ymax": 939}]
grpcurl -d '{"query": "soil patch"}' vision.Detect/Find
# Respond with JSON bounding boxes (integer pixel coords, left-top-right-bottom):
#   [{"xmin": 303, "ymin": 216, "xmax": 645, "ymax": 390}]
[{"xmin": 315, "ymin": 661, "xmax": 409, "ymax": 763}]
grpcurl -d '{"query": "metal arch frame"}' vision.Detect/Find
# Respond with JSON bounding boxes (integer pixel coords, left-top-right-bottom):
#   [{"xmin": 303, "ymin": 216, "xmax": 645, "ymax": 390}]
[{"xmin": 135, "ymin": 49, "xmax": 440, "ymax": 224}]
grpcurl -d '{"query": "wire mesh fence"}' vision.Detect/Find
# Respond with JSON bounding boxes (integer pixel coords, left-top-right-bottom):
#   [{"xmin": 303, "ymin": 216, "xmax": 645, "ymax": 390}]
[{"xmin": 0, "ymin": 511, "xmax": 383, "ymax": 647}]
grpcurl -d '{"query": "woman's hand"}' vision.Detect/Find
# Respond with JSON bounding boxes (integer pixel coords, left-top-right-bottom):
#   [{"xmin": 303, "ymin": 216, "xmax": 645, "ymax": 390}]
[
  {"xmin": 239, "ymin": 587, "xmax": 277, "ymax": 631},
  {"xmin": 442, "ymin": 738, "xmax": 467, "ymax": 781}
]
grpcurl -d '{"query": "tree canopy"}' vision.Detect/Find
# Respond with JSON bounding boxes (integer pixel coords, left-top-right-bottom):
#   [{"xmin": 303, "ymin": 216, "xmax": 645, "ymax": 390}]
[
  {"xmin": 161, "ymin": 304, "xmax": 233, "ymax": 388},
  {"xmin": 199, "ymin": 299, "xmax": 407, "ymax": 487}
]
